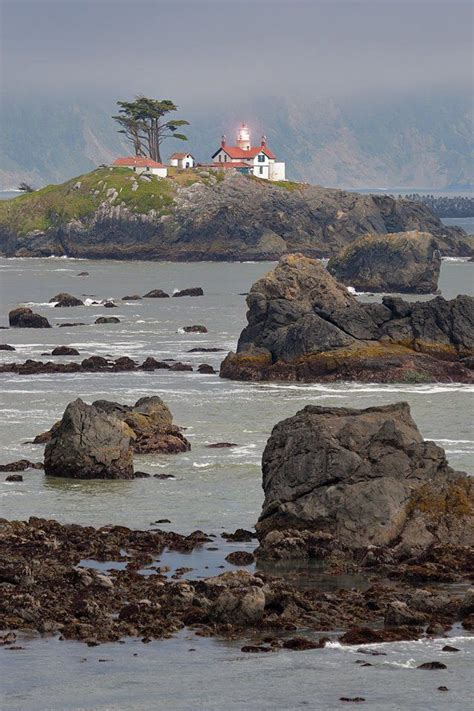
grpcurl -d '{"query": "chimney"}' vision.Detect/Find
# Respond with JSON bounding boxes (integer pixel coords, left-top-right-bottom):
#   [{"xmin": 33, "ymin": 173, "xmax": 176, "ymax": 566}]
[
  {"xmin": 261, "ymin": 135, "xmax": 267, "ymax": 147},
  {"xmin": 221, "ymin": 134, "xmax": 226, "ymax": 147}
]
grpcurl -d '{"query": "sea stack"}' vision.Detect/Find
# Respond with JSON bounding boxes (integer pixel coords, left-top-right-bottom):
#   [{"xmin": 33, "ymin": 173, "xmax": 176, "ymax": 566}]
[
  {"xmin": 220, "ymin": 254, "xmax": 474, "ymax": 383},
  {"xmin": 256, "ymin": 402, "xmax": 474, "ymax": 562}
]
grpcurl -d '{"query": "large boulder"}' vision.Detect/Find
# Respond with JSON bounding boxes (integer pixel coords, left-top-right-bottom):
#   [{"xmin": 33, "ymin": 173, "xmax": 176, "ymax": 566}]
[
  {"xmin": 92, "ymin": 396, "xmax": 190, "ymax": 454},
  {"xmin": 220, "ymin": 254, "xmax": 474, "ymax": 383},
  {"xmin": 256, "ymin": 402, "xmax": 474, "ymax": 560},
  {"xmin": 327, "ymin": 231, "xmax": 441, "ymax": 293},
  {"xmin": 44, "ymin": 398, "xmax": 134, "ymax": 479},
  {"xmin": 9, "ymin": 307, "xmax": 51, "ymax": 328}
]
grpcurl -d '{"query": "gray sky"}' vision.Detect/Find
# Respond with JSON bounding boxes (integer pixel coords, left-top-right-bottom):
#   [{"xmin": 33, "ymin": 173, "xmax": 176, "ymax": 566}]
[{"xmin": 2, "ymin": 0, "xmax": 472, "ymax": 103}]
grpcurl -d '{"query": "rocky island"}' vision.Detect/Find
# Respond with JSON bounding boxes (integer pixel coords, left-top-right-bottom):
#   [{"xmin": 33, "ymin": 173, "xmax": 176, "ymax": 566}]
[
  {"xmin": 220, "ymin": 254, "xmax": 474, "ymax": 383},
  {"xmin": 327, "ymin": 230, "xmax": 442, "ymax": 294},
  {"xmin": 0, "ymin": 168, "xmax": 472, "ymax": 260}
]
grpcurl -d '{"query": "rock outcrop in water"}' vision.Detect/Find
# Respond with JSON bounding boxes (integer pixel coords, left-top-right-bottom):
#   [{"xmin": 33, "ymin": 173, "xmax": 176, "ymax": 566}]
[
  {"xmin": 0, "ymin": 170, "xmax": 471, "ymax": 260},
  {"xmin": 220, "ymin": 254, "xmax": 474, "ymax": 383},
  {"xmin": 92, "ymin": 396, "xmax": 190, "ymax": 454},
  {"xmin": 256, "ymin": 402, "xmax": 474, "ymax": 562},
  {"xmin": 44, "ymin": 398, "xmax": 134, "ymax": 479},
  {"xmin": 49, "ymin": 292, "xmax": 84, "ymax": 307},
  {"xmin": 327, "ymin": 230, "xmax": 441, "ymax": 294},
  {"xmin": 8, "ymin": 307, "xmax": 51, "ymax": 328},
  {"xmin": 40, "ymin": 396, "xmax": 190, "ymax": 459}
]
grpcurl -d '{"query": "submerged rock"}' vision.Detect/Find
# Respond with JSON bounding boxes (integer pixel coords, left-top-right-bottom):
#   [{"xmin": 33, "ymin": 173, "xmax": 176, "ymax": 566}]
[
  {"xmin": 143, "ymin": 289, "xmax": 170, "ymax": 298},
  {"xmin": 44, "ymin": 398, "xmax": 134, "ymax": 479},
  {"xmin": 256, "ymin": 402, "xmax": 474, "ymax": 561},
  {"xmin": 9, "ymin": 307, "xmax": 51, "ymax": 329},
  {"xmin": 49, "ymin": 293, "xmax": 84, "ymax": 307},
  {"xmin": 51, "ymin": 346, "xmax": 80, "ymax": 356},
  {"xmin": 327, "ymin": 230, "xmax": 441, "ymax": 293},
  {"xmin": 95, "ymin": 316, "xmax": 120, "ymax": 324},
  {"xmin": 173, "ymin": 287, "xmax": 204, "ymax": 297},
  {"xmin": 220, "ymin": 254, "xmax": 474, "ymax": 383}
]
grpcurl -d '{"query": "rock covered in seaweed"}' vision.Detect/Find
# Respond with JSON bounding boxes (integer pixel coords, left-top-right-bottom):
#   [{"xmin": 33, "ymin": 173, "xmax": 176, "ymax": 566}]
[
  {"xmin": 255, "ymin": 402, "xmax": 474, "ymax": 560},
  {"xmin": 220, "ymin": 254, "xmax": 474, "ymax": 383},
  {"xmin": 327, "ymin": 230, "xmax": 442, "ymax": 294}
]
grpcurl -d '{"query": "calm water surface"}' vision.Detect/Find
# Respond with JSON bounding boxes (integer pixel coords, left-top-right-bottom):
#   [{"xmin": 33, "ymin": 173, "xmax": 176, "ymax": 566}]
[{"xmin": 0, "ymin": 257, "xmax": 473, "ymax": 710}]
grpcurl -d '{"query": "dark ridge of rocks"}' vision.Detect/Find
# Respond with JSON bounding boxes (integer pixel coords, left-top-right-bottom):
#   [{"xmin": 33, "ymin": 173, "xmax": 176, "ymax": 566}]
[
  {"xmin": 173, "ymin": 288, "xmax": 204, "ymax": 297},
  {"xmin": 95, "ymin": 317, "xmax": 120, "ymax": 324},
  {"xmin": 206, "ymin": 442, "xmax": 238, "ymax": 449},
  {"xmin": 103, "ymin": 301, "xmax": 117, "ymax": 308},
  {"xmin": 0, "ymin": 355, "xmax": 200, "ymax": 376},
  {"xmin": 220, "ymin": 254, "xmax": 474, "ymax": 384},
  {"xmin": 122, "ymin": 294, "xmax": 142, "ymax": 300},
  {"xmin": 255, "ymin": 402, "xmax": 474, "ymax": 570},
  {"xmin": 327, "ymin": 230, "xmax": 442, "ymax": 294},
  {"xmin": 49, "ymin": 293, "xmax": 84, "ymax": 307},
  {"xmin": 9, "ymin": 307, "xmax": 51, "ymax": 329},
  {"xmin": 0, "ymin": 344, "xmax": 15, "ymax": 350},
  {"xmin": 5, "ymin": 474, "xmax": 23, "ymax": 482},
  {"xmin": 77, "ymin": 271, "xmax": 89, "ymax": 276},
  {"xmin": 58, "ymin": 322, "xmax": 86, "ymax": 328},
  {"xmin": 51, "ymin": 346, "xmax": 80, "ymax": 356},
  {"xmin": 182, "ymin": 325, "xmax": 208, "ymax": 333},
  {"xmin": 44, "ymin": 399, "xmax": 135, "ymax": 479},
  {"xmin": 143, "ymin": 289, "xmax": 170, "ymax": 298},
  {"xmin": 187, "ymin": 347, "xmax": 224, "ymax": 353},
  {"xmin": 0, "ymin": 518, "xmax": 468, "ymax": 647},
  {"xmin": 0, "ymin": 460, "xmax": 43, "ymax": 472}
]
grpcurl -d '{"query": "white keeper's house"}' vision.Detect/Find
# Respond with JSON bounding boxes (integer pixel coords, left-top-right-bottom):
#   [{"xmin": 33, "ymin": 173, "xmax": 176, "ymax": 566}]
[
  {"xmin": 112, "ymin": 156, "xmax": 168, "ymax": 177},
  {"xmin": 211, "ymin": 124, "xmax": 286, "ymax": 181},
  {"xmin": 169, "ymin": 152, "xmax": 195, "ymax": 169}
]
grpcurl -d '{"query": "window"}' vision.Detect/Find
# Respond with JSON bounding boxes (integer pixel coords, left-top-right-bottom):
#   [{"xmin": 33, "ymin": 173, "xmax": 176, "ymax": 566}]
[
  {"xmin": 259, "ymin": 166, "xmax": 264, "ymax": 175},
  {"xmin": 224, "ymin": 154, "xmax": 227, "ymax": 162},
  {"xmin": 258, "ymin": 153, "xmax": 265, "ymax": 162},
  {"xmin": 219, "ymin": 155, "xmax": 222, "ymax": 162}
]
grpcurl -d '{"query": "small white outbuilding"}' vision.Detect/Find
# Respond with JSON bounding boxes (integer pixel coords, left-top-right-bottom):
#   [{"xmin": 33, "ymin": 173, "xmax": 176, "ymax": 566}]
[
  {"xmin": 112, "ymin": 156, "xmax": 168, "ymax": 177},
  {"xmin": 169, "ymin": 152, "xmax": 195, "ymax": 169}
]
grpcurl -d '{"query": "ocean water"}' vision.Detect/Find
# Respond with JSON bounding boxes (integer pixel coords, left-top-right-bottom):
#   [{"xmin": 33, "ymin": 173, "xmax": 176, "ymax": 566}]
[{"xmin": 0, "ymin": 257, "xmax": 473, "ymax": 710}]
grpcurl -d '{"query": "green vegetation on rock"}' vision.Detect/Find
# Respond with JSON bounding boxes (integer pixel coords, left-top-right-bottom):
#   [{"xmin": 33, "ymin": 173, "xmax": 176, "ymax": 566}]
[{"xmin": 0, "ymin": 167, "xmax": 219, "ymax": 235}]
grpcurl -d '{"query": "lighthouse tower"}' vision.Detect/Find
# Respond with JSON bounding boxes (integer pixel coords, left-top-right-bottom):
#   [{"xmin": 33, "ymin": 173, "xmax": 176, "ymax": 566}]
[{"xmin": 236, "ymin": 123, "xmax": 251, "ymax": 151}]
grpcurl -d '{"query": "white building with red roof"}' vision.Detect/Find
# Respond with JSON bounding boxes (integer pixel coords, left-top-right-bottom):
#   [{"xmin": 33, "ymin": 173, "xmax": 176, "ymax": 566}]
[
  {"xmin": 169, "ymin": 152, "xmax": 195, "ymax": 169},
  {"xmin": 211, "ymin": 124, "xmax": 285, "ymax": 181},
  {"xmin": 112, "ymin": 156, "xmax": 168, "ymax": 177}
]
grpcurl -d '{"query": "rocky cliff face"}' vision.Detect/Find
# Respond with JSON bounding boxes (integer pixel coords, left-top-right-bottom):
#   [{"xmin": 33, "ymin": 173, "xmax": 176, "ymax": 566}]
[
  {"xmin": 220, "ymin": 254, "xmax": 474, "ymax": 383},
  {"xmin": 327, "ymin": 230, "xmax": 442, "ymax": 294},
  {"xmin": 256, "ymin": 402, "xmax": 474, "ymax": 561},
  {"xmin": 0, "ymin": 170, "xmax": 471, "ymax": 260}
]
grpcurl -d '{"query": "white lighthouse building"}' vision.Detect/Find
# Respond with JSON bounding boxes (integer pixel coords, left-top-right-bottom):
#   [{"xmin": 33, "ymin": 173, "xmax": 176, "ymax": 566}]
[{"xmin": 211, "ymin": 123, "xmax": 286, "ymax": 181}]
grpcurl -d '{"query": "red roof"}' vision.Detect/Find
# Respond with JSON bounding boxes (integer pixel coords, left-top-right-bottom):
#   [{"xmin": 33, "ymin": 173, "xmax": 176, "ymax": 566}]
[
  {"xmin": 212, "ymin": 145, "xmax": 276, "ymax": 160},
  {"xmin": 112, "ymin": 156, "xmax": 166, "ymax": 168},
  {"xmin": 170, "ymin": 152, "xmax": 193, "ymax": 160}
]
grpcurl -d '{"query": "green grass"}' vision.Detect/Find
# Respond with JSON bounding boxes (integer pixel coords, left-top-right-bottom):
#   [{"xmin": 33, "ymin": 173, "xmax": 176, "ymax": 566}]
[
  {"xmin": 0, "ymin": 166, "xmax": 204, "ymax": 235},
  {"xmin": 0, "ymin": 166, "xmax": 305, "ymax": 236}
]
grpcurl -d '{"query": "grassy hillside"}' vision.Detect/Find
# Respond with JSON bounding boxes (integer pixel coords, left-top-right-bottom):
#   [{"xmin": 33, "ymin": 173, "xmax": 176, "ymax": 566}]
[{"xmin": 0, "ymin": 166, "xmax": 225, "ymax": 235}]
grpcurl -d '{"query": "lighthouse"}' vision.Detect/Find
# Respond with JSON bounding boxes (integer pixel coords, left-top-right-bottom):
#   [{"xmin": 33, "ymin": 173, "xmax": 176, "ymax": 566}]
[{"xmin": 236, "ymin": 123, "xmax": 251, "ymax": 151}]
